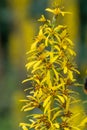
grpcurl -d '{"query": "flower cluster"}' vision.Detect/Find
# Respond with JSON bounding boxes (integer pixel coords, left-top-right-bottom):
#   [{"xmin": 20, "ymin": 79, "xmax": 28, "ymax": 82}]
[{"xmin": 20, "ymin": 6, "xmax": 87, "ymax": 130}]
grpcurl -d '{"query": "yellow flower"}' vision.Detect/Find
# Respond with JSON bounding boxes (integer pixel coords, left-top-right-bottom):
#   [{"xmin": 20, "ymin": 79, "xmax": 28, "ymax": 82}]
[
  {"xmin": 21, "ymin": 96, "xmax": 40, "ymax": 112},
  {"xmin": 19, "ymin": 123, "xmax": 30, "ymax": 130},
  {"xmin": 46, "ymin": 7, "xmax": 71, "ymax": 16},
  {"xmin": 31, "ymin": 26, "xmax": 45, "ymax": 49},
  {"xmin": 20, "ymin": 3, "xmax": 83, "ymax": 130},
  {"xmin": 38, "ymin": 15, "xmax": 47, "ymax": 22},
  {"xmin": 35, "ymin": 27, "xmax": 45, "ymax": 42}
]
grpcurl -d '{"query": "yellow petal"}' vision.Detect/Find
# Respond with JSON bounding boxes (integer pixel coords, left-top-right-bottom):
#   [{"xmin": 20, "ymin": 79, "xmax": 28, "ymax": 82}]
[
  {"xmin": 68, "ymin": 48, "xmax": 76, "ymax": 56},
  {"xmin": 43, "ymin": 95, "xmax": 51, "ymax": 107},
  {"xmin": 22, "ymin": 125, "xmax": 28, "ymax": 130},
  {"xmin": 25, "ymin": 61, "xmax": 36, "ymax": 70},
  {"xmin": 33, "ymin": 60, "xmax": 42, "ymax": 69},
  {"xmin": 45, "ymin": 34, "xmax": 50, "ymax": 46},
  {"xmin": 31, "ymin": 41, "xmax": 38, "ymax": 50},
  {"xmin": 52, "ymin": 68, "xmax": 59, "ymax": 81},
  {"xmin": 52, "ymin": 110, "xmax": 62, "ymax": 121},
  {"xmin": 68, "ymin": 71, "xmax": 73, "ymax": 80},
  {"xmin": 22, "ymin": 77, "xmax": 33, "ymax": 83},
  {"xmin": 64, "ymin": 67, "xmax": 67, "ymax": 74},
  {"xmin": 57, "ymin": 95, "xmax": 65, "ymax": 103},
  {"xmin": 46, "ymin": 8, "xmax": 61, "ymax": 15},
  {"xmin": 54, "ymin": 123, "xmax": 60, "ymax": 128},
  {"xmin": 80, "ymin": 117, "xmax": 87, "ymax": 126},
  {"xmin": 44, "ymin": 100, "xmax": 51, "ymax": 114},
  {"xmin": 38, "ymin": 15, "xmax": 46, "ymax": 22},
  {"xmin": 45, "ymin": 8, "xmax": 54, "ymax": 13},
  {"xmin": 65, "ymin": 38, "xmax": 74, "ymax": 46}
]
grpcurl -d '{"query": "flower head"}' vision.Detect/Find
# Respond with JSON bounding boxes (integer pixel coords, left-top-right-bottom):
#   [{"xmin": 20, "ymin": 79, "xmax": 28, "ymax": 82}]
[
  {"xmin": 46, "ymin": 7, "xmax": 71, "ymax": 16},
  {"xmin": 20, "ymin": 3, "xmax": 84, "ymax": 130},
  {"xmin": 38, "ymin": 15, "xmax": 47, "ymax": 22}
]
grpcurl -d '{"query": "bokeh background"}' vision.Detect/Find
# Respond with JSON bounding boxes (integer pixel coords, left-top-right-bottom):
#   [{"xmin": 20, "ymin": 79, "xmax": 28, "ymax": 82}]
[{"xmin": 0, "ymin": 0, "xmax": 87, "ymax": 130}]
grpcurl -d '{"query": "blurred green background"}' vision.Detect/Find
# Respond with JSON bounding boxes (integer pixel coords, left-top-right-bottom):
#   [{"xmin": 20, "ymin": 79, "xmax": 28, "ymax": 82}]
[{"xmin": 0, "ymin": 0, "xmax": 87, "ymax": 130}]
